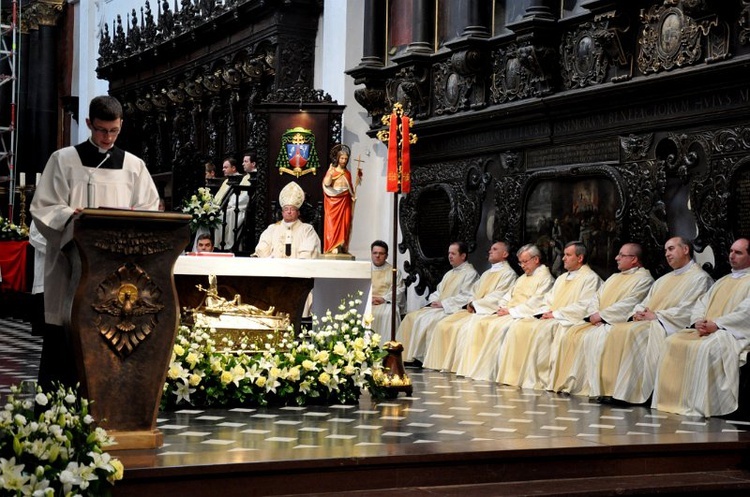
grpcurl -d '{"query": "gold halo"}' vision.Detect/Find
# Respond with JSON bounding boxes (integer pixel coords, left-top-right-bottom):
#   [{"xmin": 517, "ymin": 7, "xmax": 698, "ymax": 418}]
[{"xmin": 117, "ymin": 283, "xmax": 139, "ymax": 303}]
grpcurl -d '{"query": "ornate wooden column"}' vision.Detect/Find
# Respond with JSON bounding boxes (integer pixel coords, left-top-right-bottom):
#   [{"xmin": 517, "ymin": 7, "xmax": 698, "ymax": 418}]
[
  {"xmin": 407, "ymin": 0, "xmax": 433, "ymax": 54},
  {"xmin": 17, "ymin": 0, "xmax": 65, "ymax": 180},
  {"xmin": 360, "ymin": 0, "xmax": 386, "ymax": 67},
  {"xmin": 458, "ymin": 0, "xmax": 491, "ymax": 39},
  {"xmin": 522, "ymin": 0, "xmax": 556, "ymax": 20}
]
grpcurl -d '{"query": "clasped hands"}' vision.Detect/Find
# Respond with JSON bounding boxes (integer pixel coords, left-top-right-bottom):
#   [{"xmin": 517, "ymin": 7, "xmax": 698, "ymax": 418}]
[
  {"xmin": 694, "ymin": 318, "xmax": 719, "ymax": 337},
  {"xmin": 632, "ymin": 308, "xmax": 656, "ymax": 322}
]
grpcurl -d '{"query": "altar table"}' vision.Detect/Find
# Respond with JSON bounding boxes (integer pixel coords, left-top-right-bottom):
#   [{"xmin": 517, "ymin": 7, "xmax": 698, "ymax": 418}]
[{"xmin": 173, "ymin": 256, "xmax": 372, "ymax": 327}]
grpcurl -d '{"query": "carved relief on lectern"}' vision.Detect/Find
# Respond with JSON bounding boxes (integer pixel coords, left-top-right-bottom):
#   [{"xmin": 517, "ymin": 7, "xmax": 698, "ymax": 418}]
[
  {"xmin": 92, "ymin": 262, "xmax": 165, "ymax": 357},
  {"xmin": 93, "ymin": 228, "xmax": 175, "ymax": 255}
]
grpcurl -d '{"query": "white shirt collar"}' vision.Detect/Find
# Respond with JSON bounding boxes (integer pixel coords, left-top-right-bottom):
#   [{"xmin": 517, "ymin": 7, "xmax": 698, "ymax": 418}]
[
  {"xmin": 672, "ymin": 260, "xmax": 694, "ymax": 276},
  {"xmin": 620, "ymin": 266, "xmax": 641, "ymax": 275},
  {"xmin": 88, "ymin": 137, "xmax": 111, "ymax": 154},
  {"xmin": 452, "ymin": 261, "xmax": 468, "ymax": 271},
  {"xmin": 731, "ymin": 267, "xmax": 750, "ymax": 278},
  {"xmin": 489, "ymin": 261, "xmax": 507, "ymax": 272},
  {"xmin": 565, "ymin": 267, "xmax": 581, "ymax": 280}
]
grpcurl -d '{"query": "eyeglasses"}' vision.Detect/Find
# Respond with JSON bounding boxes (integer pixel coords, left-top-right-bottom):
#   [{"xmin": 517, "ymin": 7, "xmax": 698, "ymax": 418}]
[
  {"xmin": 92, "ymin": 125, "xmax": 121, "ymax": 136},
  {"xmin": 617, "ymin": 253, "xmax": 636, "ymax": 258},
  {"xmin": 518, "ymin": 257, "xmax": 536, "ymax": 265}
]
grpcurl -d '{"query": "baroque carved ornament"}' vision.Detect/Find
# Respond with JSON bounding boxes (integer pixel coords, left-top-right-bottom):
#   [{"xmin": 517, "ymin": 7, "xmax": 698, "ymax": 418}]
[
  {"xmin": 386, "ymin": 66, "xmax": 430, "ymax": 120},
  {"xmin": 20, "ymin": 0, "xmax": 64, "ymax": 32},
  {"xmin": 490, "ymin": 42, "xmax": 556, "ymax": 104},
  {"xmin": 92, "ymin": 263, "xmax": 165, "ymax": 357},
  {"xmin": 432, "ymin": 50, "xmax": 486, "ymax": 116},
  {"xmin": 399, "ymin": 159, "xmax": 489, "ymax": 294},
  {"xmin": 637, "ymin": 1, "xmax": 718, "ymax": 74},
  {"xmin": 559, "ymin": 18, "xmax": 633, "ymax": 89}
]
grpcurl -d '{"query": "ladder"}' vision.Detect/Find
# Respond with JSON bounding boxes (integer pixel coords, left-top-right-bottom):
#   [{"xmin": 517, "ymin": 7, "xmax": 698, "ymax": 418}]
[{"xmin": 0, "ymin": 0, "xmax": 18, "ymax": 222}]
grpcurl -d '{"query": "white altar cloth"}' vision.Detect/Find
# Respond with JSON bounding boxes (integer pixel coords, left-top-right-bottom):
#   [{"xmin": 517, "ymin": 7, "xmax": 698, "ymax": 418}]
[{"xmin": 174, "ymin": 256, "xmax": 372, "ymax": 318}]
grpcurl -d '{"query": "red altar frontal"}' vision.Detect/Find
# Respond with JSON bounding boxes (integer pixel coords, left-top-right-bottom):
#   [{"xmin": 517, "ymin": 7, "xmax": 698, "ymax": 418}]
[{"xmin": 0, "ymin": 240, "xmax": 30, "ymax": 293}]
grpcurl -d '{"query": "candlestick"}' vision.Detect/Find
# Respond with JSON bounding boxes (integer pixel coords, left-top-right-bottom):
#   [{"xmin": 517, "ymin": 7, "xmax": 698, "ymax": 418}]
[{"xmin": 19, "ymin": 172, "xmax": 25, "ymax": 187}]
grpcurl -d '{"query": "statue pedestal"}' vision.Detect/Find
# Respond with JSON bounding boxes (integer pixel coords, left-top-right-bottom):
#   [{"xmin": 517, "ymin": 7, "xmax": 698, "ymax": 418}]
[
  {"xmin": 63, "ymin": 209, "xmax": 191, "ymax": 450},
  {"xmin": 318, "ymin": 252, "xmax": 356, "ymax": 261}
]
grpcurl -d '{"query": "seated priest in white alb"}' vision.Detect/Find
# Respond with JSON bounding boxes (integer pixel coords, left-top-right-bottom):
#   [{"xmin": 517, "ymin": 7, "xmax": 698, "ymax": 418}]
[
  {"xmin": 652, "ymin": 238, "xmax": 750, "ymax": 417},
  {"xmin": 369, "ymin": 240, "xmax": 405, "ymax": 338},
  {"xmin": 549, "ymin": 243, "xmax": 654, "ymax": 395},
  {"xmin": 397, "ymin": 241, "xmax": 479, "ymax": 366},
  {"xmin": 591, "ymin": 236, "xmax": 713, "ymax": 404},
  {"xmin": 254, "ymin": 181, "xmax": 321, "ymax": 259},
  {"xmin": 422, "ymin": 241, "xmax": 518, "ymax": 371},
  {"xmin": 453, "ymin": 244, "xmax": 554, "ymax": 379},
  {"xmin": 494, "ymin": 241, "xmax": 602, "ymax": 389}
]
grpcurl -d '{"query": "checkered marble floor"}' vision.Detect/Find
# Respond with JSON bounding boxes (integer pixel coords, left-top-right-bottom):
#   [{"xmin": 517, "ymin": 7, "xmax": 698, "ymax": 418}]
[
  {"xmin": 152, "ymin": 371, "xmax": 749, "ymax": 461},
  {"xmin": 0, "ymin": 317, "xmax": 42, "ymax": 397},
  {"xmin": 1, "ymin": 317, "xmax": 748, "ymax": 463}
]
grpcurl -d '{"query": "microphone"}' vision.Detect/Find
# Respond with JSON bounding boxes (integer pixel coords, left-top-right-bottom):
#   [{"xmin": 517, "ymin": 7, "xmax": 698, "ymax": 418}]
[
  {"xmin": 285, "ymin": 226, "xmax": 292, "ymax": 257},
  {"xmin": 87, "ymin": 153, "xmax": 111, "ymax": 208}
]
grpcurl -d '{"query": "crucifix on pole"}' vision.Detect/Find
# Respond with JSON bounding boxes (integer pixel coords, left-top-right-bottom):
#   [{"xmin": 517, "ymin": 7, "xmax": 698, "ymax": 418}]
[{"xmin": 376, "ymin": 102, "xmax": 417, "ymax": 397}]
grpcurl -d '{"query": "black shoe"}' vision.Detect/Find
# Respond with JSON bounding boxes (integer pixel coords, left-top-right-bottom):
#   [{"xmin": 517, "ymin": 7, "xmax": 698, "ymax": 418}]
[{"xmin": 404, "ymin": 359, "xmax": 422, "ymax": 368}]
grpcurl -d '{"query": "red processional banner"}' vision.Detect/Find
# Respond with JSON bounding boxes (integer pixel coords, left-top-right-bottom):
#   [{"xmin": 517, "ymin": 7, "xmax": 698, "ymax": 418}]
[
  {"xmin": 386, "ymin": 112, "xmax": 399, "ymax": 192},
  {"xmin": 400, "ymin": 116, "xmax": 411, "ymax": 194}
]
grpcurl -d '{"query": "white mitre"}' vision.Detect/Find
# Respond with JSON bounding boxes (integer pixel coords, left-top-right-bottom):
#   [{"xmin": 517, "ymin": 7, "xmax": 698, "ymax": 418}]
[{"xmin": 279, "ymin": 181, "xmax": 305, "ymax": 208}]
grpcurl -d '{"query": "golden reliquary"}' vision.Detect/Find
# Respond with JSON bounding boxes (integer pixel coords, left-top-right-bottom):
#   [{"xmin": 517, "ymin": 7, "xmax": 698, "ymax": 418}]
[{"xmin": 190, "ymin": 275, "xmax": 291, "ymax": 353}]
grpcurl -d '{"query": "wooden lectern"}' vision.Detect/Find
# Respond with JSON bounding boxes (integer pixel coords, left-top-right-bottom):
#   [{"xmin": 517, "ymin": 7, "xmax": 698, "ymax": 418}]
[{"xmin": 63, "ymin": 209, "xmax": 191, "ymax": 450}]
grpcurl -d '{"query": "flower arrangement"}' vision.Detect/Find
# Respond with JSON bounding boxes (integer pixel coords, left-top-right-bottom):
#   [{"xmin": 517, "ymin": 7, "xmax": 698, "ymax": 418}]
[
  {"xmin": 0, "ymin": 383, "xmax": 124, "ymax": 496},
  {"xmin": 0, "ymin": 215, "xmax": 28, "ymax": 241},
  {"xmin": 182, "ymin": 187, "xmax": 221, "ymax": 233},
  {"xmin": 162, "ymin": 293, "xmax": 390, "ymax": 409}
]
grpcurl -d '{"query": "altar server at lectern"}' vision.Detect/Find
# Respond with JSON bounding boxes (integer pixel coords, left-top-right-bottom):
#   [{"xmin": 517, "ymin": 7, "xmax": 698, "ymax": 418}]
[{"xmin": 30, "ymin": 95, "xmax": 160, "ymax": 389}]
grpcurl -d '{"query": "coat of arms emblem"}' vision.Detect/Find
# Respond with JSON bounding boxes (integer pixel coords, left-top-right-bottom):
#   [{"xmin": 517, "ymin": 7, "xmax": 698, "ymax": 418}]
[{"xmin": 275, "ymin": 126, "xmax": 320, "ymax": 177}]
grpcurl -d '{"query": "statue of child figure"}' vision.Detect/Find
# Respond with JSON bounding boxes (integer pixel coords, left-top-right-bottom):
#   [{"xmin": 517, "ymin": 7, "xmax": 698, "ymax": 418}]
[{"xmin": 322, "ymin": 144, "xmax": 361, "ymax": 254}]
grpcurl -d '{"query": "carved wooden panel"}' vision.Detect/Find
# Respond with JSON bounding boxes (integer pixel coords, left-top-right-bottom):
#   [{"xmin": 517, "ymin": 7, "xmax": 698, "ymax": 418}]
[
  {"xmin": 399, "ymin": 158, "xmax": 490, "ymax": 294},
  {"xmin": 637, "ymin": 1, "xmax": 721, "ymax": 74}
]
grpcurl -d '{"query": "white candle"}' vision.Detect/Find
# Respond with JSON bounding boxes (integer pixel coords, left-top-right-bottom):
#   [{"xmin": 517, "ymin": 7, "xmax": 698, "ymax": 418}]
[
  {"xmin": 36, "ymin": 173, "xmax": 41, "ymax": 185},
  {"xmin": 19, "ymin": 172, "xmax": 25, "ymax": 187}
]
